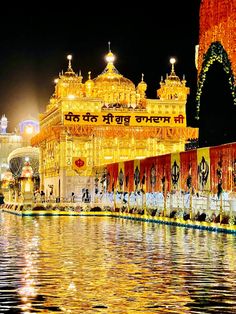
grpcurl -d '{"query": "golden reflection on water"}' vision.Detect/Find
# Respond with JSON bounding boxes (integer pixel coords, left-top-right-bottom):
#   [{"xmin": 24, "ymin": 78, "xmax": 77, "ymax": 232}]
[{"xmin": 1, "ymin": 214, "xmax": 236, "ymax": 313}]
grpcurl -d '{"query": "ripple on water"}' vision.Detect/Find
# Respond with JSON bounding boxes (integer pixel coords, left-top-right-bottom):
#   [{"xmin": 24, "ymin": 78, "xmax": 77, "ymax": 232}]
[{"xmin": 0, "ymin": 214, "xmax": 236, "ymax": 313}]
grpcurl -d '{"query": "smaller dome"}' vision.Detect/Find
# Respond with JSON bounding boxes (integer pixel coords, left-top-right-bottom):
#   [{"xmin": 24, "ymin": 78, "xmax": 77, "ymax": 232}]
[
  {"xmin": 60, "ymin": 55, "xmax": 77, "ymax": 78},
  {"xmin": 85, "ymin": 71, "xmax": 94, "ymax": 90},
  {"xmin": 157, "ymin": 57, "xmax": 190, "ymax": 101},
  {"xmin": 2, "ymin": 170, "xmax": 14, "ymax": 182},
  {"xmin": 167, "ymin": 57, "xmax": 181, "ymax": 84},
  {"xmin": 8, "ymin": 146, "xmax": 39, "ymax": 161},
  {"xmin": 137, "ymin": 73, "xmax": 147, "ymax": 92},
  {"xmin": 8, "ymin": 146, "xmax": 39, "ymax": 178}
]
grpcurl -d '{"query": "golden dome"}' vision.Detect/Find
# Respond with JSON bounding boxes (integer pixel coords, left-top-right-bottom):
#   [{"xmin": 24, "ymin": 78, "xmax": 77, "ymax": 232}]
[
  {"xmin": 92, "ymin": 48, "xmax": 136, "ymax": 105},
  {"xmin": 137, "ymin": 73, "xmax": 147, "ymax": 93},
  {"xmin": 94, "ymin": 52, "xmax": 135, "ymax": 88}
]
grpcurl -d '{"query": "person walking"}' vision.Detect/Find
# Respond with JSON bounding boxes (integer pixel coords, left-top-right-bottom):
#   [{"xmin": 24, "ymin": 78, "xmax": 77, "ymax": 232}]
[{"xmin": 71, "ymin": 192, "xmax": 75, "ymax": 202}]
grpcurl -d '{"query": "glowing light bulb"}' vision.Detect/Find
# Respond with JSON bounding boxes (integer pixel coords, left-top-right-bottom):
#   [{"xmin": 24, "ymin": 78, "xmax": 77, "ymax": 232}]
[
  {"xmin": 25, "ymin": 125, "xmax": 33, "ymax": 134},
  {"xmin": 170, "ymin": 57, "xmax": 176, "ymax": 64},
  {"xmin": 106, "ymin": 52, "xmax": 115, "ymax": 63}
]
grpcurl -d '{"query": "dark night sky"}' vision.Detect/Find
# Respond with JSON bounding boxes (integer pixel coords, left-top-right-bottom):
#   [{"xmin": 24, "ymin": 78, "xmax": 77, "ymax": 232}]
[{"xmin": 0, "ymin": 1, "xmax": 201, "ymax": 132}]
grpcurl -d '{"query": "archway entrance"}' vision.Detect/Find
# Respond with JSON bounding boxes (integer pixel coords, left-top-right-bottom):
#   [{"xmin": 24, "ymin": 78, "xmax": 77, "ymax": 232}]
[{"xmin": 198, "ymin": 61, "xmax": 236, "ymax": 147}]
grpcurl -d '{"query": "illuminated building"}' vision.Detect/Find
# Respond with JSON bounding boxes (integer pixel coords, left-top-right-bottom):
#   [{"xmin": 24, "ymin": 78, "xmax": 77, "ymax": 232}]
[
  {"xmin": 31, "ymin": 50, "xmax": 198, "ymax": 200},
  {"xmin": 0, "ymin": 115, "xmax": 39, "ymax": 181}
]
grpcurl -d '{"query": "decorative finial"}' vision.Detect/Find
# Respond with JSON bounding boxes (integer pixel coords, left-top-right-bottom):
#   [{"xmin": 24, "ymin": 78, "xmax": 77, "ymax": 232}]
[
  {"xmin": 79, "ymin": 70, "xmax": 82, "ymax": 76},
  {"xmin": 67, "ymin": 54, "xmax": 73, "ymax": 71},
  {"xmin": 141, "ymin": 73, "xmax": 144, "ymax": 81},
  {"xmin": 54, "ymin": 78, "xmax": 59, "ymax": 84},
  {"xmin": 170, "ymin": 57, "xmax": 176, "ymax": 74},
  {"xmin": 105, "ymin": 50, "xmax": 115, "ymax": 63},
  {"xmin": 160, "ymin": 75, "xmax": 163, "ymax": 82},
  {"xmin": 88, "ymin": 71, "xmax": 91, "ymax": 79},
  {"xmin": 108, "ymin": 41, "xmax": 111, "ymax": 52},
  {"xmin": 183, "ymin": 74, "xmax": 185, "ymax": 80}
]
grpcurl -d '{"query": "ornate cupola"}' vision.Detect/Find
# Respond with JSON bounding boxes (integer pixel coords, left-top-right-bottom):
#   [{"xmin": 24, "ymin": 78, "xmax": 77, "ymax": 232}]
[
  {"xmin": 47, "ymin": 55, "xmax": 84, "ymax": 111},
  {"xmin": 85, "ymin": 71, "xmax": 94, "ymax": 97},
  {"xmin": 137, "ymin": 73, "xmax": 147, "ymax": 99},
  {"xmin": 157, "ymin": 57, "xmax": 190, "ymax": 101},
  {"xmin": 93, "ymin": 42, "xmax": 136, "ymax": 106}
]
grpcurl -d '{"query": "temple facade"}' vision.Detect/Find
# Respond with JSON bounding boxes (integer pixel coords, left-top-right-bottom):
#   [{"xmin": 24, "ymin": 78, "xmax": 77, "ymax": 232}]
[
  {"xmin": 0, "ymin": 115, "xmax": 39, "ymax": 181},
  {"xmin": 31, "ymin": 50, "xmax": 198, "ymax": 201}
]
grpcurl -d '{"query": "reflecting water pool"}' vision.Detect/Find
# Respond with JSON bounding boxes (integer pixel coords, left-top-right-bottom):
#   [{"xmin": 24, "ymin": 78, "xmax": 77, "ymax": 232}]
[{"xmin": 1, "ymin": 213, "xmax": 236, "ymax": 313}]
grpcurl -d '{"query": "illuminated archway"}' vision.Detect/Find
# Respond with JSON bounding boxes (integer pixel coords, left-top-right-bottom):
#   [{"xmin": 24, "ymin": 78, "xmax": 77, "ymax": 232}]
[
  {"xmin": 198, "ymin": 58, "xmax": 236, "ymax": 147},
  {"xmin": 196, "ymin": 41, "xmax": 236, "ymax": 120}
]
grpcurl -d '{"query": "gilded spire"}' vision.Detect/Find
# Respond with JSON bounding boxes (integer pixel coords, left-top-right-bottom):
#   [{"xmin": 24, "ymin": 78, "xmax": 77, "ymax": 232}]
[
  {"xmin": 61, "ymin": 54, "xmax": 76, "ymax": 77},
  {"xmin": 85, "ymin": 71, "xmax": 94, "ymax": 97},
  {"xmin": 137, "ymin": 73, "xmax": 147, "ymax": 99},
  {"xmin": 47, "ymin": 54, "xmax": 84, "ymax": 106},
  {"xmin": 67, "ymin": 54, "xmax": 73, "ymax": 72},
  {"xmin": 93, "ymin": 48, "xmax": 135, "ymax": 105},
  {"xmin": 105, "ymin": 50, "xmax": 115, "ymax": 66},
  {"xmin": 157, "ymin": 57, "xmax": 190, "ymax": 101},
  {"xmin": 170, "ymin": 57, "xmax": 176, "ymax": 75}
]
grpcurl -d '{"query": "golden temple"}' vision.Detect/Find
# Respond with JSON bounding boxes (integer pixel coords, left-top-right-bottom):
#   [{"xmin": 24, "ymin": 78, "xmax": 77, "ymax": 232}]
[{"xmin": 31, "ymin": 48, "xmax": 198, "ymax": 200}]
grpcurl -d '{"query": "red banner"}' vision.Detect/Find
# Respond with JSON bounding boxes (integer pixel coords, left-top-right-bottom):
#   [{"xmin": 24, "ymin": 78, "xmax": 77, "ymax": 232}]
[
  {"xmin": 143, "ymin": 157, "xmax": 157, "ymax": 193},
  {"xmin": 106, "ymin": 163, "xmax": 118, "ymax": 192},
  {"xmin": 210, "ymin": 143, "xmax": 236, "ymax": 193},
  {"xmin": 124, "ymin": 160, "xmax": 134, "ymax": 192},
  {"xmin": 180, "ymin": 150, "xmax": 198, "ymax": 192},
  {"xmin": 156, "ymin": 154, "xmax": 171, "ymax": 193}
]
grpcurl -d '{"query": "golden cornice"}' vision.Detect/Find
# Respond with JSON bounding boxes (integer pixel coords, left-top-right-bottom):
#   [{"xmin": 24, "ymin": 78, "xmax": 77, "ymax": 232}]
[
  {"xmin": 40, "ymin": 105, "xmax": 59, "ymax": 122},
  {"xmin": 93, "ymin": 126, "xmax": 198, "ymax": 140},
  {"xmin": 31, "ymin": 126, "xmax": 62, "ymax": 146},
  {"xmin": 32, "ymin": 123, "xmax": 198, "ymax": 147}
]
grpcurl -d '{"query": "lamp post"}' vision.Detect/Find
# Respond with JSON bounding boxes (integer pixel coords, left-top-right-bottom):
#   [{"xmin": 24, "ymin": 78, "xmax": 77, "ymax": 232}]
[{"xmin": 20, "ymin": 161, "xmax": 34, "ymax": 204}]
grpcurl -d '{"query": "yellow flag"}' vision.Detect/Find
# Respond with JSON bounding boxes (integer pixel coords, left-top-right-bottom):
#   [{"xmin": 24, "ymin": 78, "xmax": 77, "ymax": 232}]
[
  {"xmin": 118, "ymin": 162, "xmax": 124, "ymax": 192},
  {"xmin": 197, "ymin": 148, "xmax": 210, "ymax": 191},
  {"xmin": 134, "ymin": 159, "xmax": 141, "ymax": 191},
  {"xmin": 171, "ymin": 153, "xmax": 180, "ymax": 190}
]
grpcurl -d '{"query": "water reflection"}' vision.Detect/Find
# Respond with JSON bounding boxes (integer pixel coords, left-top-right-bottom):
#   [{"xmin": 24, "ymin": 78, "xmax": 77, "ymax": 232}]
[{"xmin": 0, "ymin": 213, "xmax": 236, "ymax": 313}]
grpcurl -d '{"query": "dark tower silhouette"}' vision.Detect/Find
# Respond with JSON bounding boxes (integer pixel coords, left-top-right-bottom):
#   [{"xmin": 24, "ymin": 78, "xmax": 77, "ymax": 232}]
[
  {"xmin": 199, "ymin": 61, "xmax": 236, "ymax": 147},
  {"xmin": 196, "ymin": 0, "xmax": 236, "ymax": 147}
]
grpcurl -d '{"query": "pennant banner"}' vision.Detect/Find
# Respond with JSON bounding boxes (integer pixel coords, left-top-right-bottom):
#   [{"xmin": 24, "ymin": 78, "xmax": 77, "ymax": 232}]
[
  {"xmin": 180, "ymin": 150, "xmax": 198, "ymax": 192},
  {"xmin": 134, "ymin": 160, "xmax": 141, "ymax": 191},
  {"xmin": 124, "ymin": 160, "xmax": 134, "ymax": 192},
  {"xmin": 197, "ymin": 148, "xmax": 211, "ymax": 191},
  {"xmin": 101, "ymin": 143, "xmax": 236, "ymax": 195},
  {"xmin": 118, "ymin": 162, "xmax": 125, "ymax": 192},
  {"xmin": 144, "ymin": 157, "xmax": 157, "ymax": 193},
  {"xmin": 171, "ymin": 153, "xmax": 181, "ymax": 191},
  {"xmin": 156, "ymin": 154, "xmax": 171, "ymax": 193}
]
